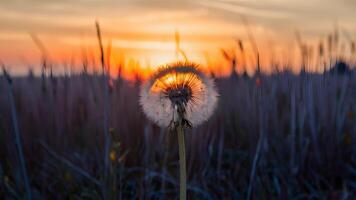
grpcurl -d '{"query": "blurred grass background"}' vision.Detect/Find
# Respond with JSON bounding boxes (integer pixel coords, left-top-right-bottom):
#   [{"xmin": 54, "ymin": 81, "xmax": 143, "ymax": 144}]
[{"xmin": 0, "ymin": 66, "xmax": 355, "ymax": 199}]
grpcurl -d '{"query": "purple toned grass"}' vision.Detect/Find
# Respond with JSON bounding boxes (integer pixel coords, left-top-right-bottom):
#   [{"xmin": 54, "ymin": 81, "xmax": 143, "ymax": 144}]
[{"xmin": 0, "ymin": 70, "xmax": 355, "ymax": 199}]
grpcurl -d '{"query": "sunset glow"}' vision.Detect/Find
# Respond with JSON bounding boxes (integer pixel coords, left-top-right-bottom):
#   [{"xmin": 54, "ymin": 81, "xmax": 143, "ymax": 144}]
[{"xmin": 1, "ymin": 0, "xmax": 356, "ymax": 78}]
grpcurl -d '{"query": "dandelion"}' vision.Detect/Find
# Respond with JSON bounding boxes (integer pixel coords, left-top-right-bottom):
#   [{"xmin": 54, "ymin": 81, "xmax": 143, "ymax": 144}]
[
  {"xmin": 140, "ymin": 62, "xmax": 218, "ymax": 128},
  {"xmin": 139, "ymin": 62, "xmax": 218, "ymax": 200}
]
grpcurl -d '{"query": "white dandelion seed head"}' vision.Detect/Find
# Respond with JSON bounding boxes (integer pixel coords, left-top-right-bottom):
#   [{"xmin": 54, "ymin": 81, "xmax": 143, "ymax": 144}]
[{"xmin": 139, "ymin": 62, "xmax": 218, "ymax": 127}]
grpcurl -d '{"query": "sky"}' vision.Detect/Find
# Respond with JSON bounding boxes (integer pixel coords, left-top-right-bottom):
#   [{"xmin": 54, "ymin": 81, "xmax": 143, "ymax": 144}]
[{"xmin": 0, "ymin": 0, "xmax": 355, "ymax": 77}]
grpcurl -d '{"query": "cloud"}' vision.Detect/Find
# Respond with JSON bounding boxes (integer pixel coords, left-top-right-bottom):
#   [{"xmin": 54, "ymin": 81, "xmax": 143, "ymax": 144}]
[{"xmin": 1, "ymin": 0, "xmax": 355, "ymax": 62}]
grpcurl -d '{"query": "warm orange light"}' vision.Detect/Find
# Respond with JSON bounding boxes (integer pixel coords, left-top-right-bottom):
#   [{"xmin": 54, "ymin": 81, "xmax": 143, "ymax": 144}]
[
  {"xmin": 150, "ymin": 71, "xmax": 204, "ymax": 95},
  {"xmin": 150, "ymin": 73, "xmax": 178, "ymax": 93}
]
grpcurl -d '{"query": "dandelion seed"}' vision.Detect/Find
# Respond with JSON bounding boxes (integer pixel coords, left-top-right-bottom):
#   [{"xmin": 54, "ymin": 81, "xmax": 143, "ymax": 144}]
[{"xmin": 139, "ymin": 62, "xmax": 218, "ymax": 127}]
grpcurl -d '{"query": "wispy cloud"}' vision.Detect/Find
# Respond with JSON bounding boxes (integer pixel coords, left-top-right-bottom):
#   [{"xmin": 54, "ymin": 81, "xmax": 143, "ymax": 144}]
[{"xmin": 197, "ymin": 0, "xmax": 294, "ymax": 19}]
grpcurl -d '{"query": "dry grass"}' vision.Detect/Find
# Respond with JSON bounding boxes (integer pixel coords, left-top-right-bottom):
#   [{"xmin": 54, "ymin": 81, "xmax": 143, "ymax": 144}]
[{"xmin": 0, "ymin": 68, "xmax": 355, "ymax": 199}]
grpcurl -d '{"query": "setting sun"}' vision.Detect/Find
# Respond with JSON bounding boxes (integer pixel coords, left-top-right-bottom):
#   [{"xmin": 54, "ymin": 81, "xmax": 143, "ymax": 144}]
[{"xmin": 1, "ymin": 0, "xmax": 355, "ymax": 78}]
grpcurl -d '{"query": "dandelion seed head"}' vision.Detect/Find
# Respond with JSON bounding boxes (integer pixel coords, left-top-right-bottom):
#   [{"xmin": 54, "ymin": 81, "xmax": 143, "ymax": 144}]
[{"xmin": 140, "ymin": 62, "xmax": 218, "ymax": 127}]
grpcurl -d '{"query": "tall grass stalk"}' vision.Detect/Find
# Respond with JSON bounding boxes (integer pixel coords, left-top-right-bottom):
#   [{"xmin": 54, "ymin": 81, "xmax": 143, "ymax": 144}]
[
  {"xmin": 175, "ymin": 31, "xmax": 188, "ymax": 61},
  {"xmin": 247, "ymin": 83, "xmax": 264, "ymax": 200},
  {"xmin": 241, "ymin": 17, "xmax": 260, "ymax": 73},
  {"xmin": 2, "ymin": 68, "xmax": 32, "ymax": 200},
  {"xmin": 95, "ymin": 21, "xmax": 111, "ymax": 199}
]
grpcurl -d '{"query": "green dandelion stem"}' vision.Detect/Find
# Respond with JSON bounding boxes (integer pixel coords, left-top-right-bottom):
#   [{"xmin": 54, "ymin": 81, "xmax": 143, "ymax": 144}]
[{"xmin": 177, "ymin": 124, "xmax": 186, "ymax": 200}]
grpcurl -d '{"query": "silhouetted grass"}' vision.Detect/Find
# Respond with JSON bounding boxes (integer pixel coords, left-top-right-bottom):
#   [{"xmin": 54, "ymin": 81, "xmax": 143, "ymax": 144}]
[{"xmin": 0, "ymin": 68, "xmax": 355, "ymax": 199}]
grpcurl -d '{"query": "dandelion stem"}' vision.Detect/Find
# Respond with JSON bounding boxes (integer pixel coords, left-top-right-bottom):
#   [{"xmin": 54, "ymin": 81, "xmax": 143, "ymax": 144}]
[{"xmin": 177, "ymin": 125, "xmax": 186, "ymax": 200}]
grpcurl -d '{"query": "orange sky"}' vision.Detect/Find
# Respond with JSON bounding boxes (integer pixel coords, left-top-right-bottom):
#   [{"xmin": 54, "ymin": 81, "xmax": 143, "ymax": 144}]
[{"xmin": 1, "ymin": 0, "xmax": 355, "ymax": 78}]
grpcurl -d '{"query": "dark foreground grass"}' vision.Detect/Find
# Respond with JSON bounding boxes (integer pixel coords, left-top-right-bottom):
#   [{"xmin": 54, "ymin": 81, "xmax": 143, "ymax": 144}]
[{"xmin": 0, "ymin": 71, "xmax": 355, "ymax": 199}]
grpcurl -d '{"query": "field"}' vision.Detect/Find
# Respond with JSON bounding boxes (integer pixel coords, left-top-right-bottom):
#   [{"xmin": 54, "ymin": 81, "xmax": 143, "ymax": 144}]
[{"xmin": 0, "ymin": 67, "xmax": 355, "ymax": 199}]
